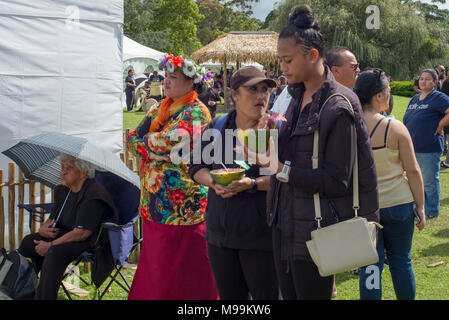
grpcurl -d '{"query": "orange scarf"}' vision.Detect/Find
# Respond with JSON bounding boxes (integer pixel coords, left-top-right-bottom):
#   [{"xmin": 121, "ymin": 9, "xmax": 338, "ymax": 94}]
[{"xmin": 149, "ymin": 91, "xmax": 198, "ymax": 133}]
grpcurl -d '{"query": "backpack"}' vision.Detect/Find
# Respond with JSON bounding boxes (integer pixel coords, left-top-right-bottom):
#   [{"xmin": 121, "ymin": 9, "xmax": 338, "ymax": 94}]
[{"xmin": 0, "ymin": 248, "xmax": 37, "ymax": 300}]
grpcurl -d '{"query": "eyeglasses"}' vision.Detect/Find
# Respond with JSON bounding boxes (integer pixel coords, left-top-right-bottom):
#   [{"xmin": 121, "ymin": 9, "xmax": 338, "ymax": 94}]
[
  {"xmin": 333, "ymin": 62, "xmax": 360, "ymax": 71},
  {"xmin": 349, "ymin": 63, "xmax": 360, "ymax": 71}
]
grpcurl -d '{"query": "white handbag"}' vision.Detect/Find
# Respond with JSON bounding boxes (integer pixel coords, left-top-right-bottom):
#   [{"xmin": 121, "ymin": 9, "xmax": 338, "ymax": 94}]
[{"xmin": 305, "ymin": 93, "xmax": 382, "ymax": 277}]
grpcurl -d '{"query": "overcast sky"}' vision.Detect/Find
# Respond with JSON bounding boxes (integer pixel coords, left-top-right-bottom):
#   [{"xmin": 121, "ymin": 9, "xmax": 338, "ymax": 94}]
[{"xmin": 250, "ymin": 0, "xmax": 449, "ymax": 21}]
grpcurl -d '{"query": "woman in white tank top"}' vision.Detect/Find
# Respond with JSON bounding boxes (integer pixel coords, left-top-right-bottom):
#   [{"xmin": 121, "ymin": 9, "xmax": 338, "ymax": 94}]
[{"xmin": 354, "ymin": 69, "xmax": 425, "ymax": 300}]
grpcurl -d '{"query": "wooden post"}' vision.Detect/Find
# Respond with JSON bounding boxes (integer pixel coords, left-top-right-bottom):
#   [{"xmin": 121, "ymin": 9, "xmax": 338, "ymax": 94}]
[
  {"xmin": 29, "ymin": 180, "xmax": 36, "ymax": 232},
  {"xmin": 40, "ymin": 184, "xmax": 46, "ymax": 229},
  {"xmin": 18, "ymin": 170, "xmax": 25, "ymax": 242},
  {"xmin": 0, "ymin": 196, "xmax": 3, "ymax": 249},
  {"xmin": 0, "ymin": 169, "xmax": 4, "ymax": 249},
  {"xmin": 8, "ymin": 163, "xmax": 16, "ymax": 250},
  {"xmin": 124, "ymin": 128, "xmax": 130, "ymax": 167},
  {"xmin": 223, "ymin": 59, "xmax": 228, "ymax": 110}
]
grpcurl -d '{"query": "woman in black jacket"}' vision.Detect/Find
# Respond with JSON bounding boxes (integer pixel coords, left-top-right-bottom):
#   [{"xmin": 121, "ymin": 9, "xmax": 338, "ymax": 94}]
[
  {"xmin": 188, "ymin": 66, "xmax": 279, "ymax": 300},
  {"xmin": 259, "ymin": 5, "xmax": 379, "ymax": 300}
]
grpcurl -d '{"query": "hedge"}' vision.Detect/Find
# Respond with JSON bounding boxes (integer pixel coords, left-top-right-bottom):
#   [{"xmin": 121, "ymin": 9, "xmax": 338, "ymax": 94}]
[{"xmin": 390, "ymin": 81, "xmax": 415, "ymax": 97}]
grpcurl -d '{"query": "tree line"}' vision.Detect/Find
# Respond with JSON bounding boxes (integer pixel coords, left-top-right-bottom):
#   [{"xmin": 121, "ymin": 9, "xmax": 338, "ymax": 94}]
[{"xmin": 124, "ymin": 0, "xmax": 449, "ymax": 80}]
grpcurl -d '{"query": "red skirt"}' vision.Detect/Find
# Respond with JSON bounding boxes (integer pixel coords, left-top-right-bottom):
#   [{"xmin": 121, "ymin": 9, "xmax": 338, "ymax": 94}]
[{"xmin": 128, "ymin": 219, "xmax": 218, "ymax": 300}]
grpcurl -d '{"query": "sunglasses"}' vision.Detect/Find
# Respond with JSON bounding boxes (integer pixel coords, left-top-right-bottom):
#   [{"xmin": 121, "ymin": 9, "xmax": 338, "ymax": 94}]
[
  {"xmin": 370, "ymin": 68, "xmax": 388, "ymax": 92},
  {"xmin": 334, "ymin": 62, "xmax": 360, "ymax": 71}
]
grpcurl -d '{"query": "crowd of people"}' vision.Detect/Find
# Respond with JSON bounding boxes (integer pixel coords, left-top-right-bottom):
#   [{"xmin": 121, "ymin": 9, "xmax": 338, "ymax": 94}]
[{"xmin": 18, "ymin": 4, "xmax": 449, "ymax": 300}]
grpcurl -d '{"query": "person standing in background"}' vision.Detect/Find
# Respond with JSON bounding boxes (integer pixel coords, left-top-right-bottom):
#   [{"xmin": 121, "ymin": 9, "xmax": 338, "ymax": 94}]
[
  {"xmin": 354, "ymin": 70, "xmax": 425, "ymax": 300},
  {"xmin": 440, "ymin": 71, "xmax": 449, "ymax": 168},
  {"xmin": 325, "ymin": 45, "xmax": 361, "ymax": 298},
  {"xmin": 325, "ymin": 46, "xmax": 360, "ymax": 89},
  {"xmin": 125, "ymin": 69, "xmax": 136, "ymax": 112},
  {"xmin": 403, "ymin": 69, "xmax": 449, "ymax": 219}
]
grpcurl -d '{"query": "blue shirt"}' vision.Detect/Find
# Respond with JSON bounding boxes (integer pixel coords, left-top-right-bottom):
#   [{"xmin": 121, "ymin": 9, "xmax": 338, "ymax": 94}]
[{"xmin": 403, "ymin": 91, "xmax": 449, "ymax": 153}]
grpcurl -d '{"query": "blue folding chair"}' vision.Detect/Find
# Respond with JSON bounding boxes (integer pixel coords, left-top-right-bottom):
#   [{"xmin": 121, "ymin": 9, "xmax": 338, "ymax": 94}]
[{"xmin": 18, "ymin": 171, "xmax": 141, "ymax": 300}]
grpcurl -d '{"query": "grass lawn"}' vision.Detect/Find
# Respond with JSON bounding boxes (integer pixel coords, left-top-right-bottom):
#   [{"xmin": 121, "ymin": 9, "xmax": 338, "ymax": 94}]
[{"xmin": 63, "ymin": 96, "xmax": 449, "ymax": 300}]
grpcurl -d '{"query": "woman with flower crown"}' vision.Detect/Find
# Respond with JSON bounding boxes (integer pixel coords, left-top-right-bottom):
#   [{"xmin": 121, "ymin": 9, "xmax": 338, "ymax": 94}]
[{"xmin": 127, "ymin": 54, "xmax": 218, "ymax": 300}]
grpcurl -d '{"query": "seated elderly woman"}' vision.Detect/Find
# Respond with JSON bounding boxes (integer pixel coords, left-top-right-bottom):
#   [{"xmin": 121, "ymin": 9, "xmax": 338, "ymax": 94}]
[{"xmin": 18, "ymin": 154, "xmax": 118, "ymax": 300}]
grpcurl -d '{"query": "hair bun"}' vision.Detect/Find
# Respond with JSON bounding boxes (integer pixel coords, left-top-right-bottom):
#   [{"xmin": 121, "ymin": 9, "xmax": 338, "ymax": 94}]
[{"xmin": 289, "ymin": 5, "xmax": 319, "ymax": 30}]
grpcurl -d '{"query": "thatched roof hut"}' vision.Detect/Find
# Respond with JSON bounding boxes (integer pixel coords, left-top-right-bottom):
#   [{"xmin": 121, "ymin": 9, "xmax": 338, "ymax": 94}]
[
  {"xmin": 191, "ymin": 31, "xmax": 279, "ymax": 108},
  {"xmin": 191, "ymin": 31, "xmax": 279, "ymax": 65}
]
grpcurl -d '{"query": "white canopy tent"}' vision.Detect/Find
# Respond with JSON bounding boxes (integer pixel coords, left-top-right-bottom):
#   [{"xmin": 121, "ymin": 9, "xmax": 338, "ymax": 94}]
[
  {"xmin": 0, "ymin": 0, "xmax": 125, "ymax": 167},
  {"xmin": 0, "ymin": 0, "xmax": 124, "ymax": 247},
  {"xmin": 200, "ymin": 60, "xmax": 264, "ymax": 74},
  {"xmin": 123, "ymin": 35, "xmax": 165, "ymax": 75}
]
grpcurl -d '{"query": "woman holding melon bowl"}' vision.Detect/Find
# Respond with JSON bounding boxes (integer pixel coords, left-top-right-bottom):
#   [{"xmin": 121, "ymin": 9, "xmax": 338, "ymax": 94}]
[{"xmin": 189, "ymin": 66, "xmax": 281, "ymax": 300}]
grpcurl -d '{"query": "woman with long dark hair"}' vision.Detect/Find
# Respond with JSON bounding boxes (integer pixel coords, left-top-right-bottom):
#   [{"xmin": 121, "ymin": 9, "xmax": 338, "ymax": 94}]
[
  {"xmin": 354, "ymin": 70, "xmax": 425, "ymax": 300},
  {"xmin": 262, "ymin": 5, "xmax": 379, "ymax": 299}
]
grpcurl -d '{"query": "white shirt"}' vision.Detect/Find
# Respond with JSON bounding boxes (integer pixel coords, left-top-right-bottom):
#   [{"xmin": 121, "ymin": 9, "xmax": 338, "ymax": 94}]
[{"xmin": 271, "ymin": 86, "xmax": 292, "ymax": 116}]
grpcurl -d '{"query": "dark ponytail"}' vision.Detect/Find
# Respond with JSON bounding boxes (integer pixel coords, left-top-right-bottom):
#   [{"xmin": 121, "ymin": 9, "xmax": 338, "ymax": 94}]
[
  {"xmin": 193, "ymin": 82, "xmax": 205, "ymax": 95},
  {"xmin": 353, "ymin": 70, "xmax": 389, "ymax": 108},
  {"xmin": 279, "ymin": 5, "xmax": 324, "ymax": 57},
  {"xmin": 182, "ymin": 73, "xmax": 206, "ymax": 95}
]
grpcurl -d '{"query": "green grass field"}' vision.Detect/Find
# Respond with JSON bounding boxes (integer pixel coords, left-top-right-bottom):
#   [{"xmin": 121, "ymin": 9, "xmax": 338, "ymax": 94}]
[{"xmin": 62, "ymin": 96, "xmax": 449, "ymax": 300}]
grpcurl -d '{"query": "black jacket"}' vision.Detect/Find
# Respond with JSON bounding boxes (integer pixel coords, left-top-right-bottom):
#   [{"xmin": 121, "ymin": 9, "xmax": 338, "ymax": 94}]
[
  {"xmin": 267, "ymin": 66, "xmax": 379, "ymax": 262},
  {"xmin": 188, "ymin": 110, "xmax": 273, "ymax": 251}
]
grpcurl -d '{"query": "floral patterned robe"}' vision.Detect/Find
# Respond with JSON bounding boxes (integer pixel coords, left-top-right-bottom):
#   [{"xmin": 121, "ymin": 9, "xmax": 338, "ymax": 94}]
[{"xmin": 127, "ymin": 98, "xmax": 211, "ymax": 225}]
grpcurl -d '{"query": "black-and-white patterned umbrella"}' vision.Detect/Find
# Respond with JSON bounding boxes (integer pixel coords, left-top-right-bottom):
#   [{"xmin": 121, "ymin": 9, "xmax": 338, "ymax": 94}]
[{"xmin": 2, "ymin": 132, "xmax": 140, "ymax": 189}]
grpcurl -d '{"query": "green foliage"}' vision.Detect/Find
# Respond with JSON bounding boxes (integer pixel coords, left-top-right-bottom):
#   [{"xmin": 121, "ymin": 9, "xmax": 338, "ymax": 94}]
[
  {"xmin": 390, "ymin": 81, "xmax": 415, "ymax": 97},
  {"xmin": 219, "ymin": 0, "xmax": 260, "ymax": 15},
  {"xmin": 124, "ymin": 0, "xmax": 264, "ymax": 55},
  {"xmin": 124, "ymin": 0, "xmax": 203, "ymax": 56},
  {"xmin": 124, "ymin": 0, "xmax": 171, "ymax": 53},
  {"xmin": 196, "ymin": 0, "xmax": 262, "ymax": 46},
  {"xmin": 153, "ymin": 0, "xmax": 204, "ymax": 56},
  {"xmin": 267, "ymin": 0, "xmax": 449, "ymax": 80}
]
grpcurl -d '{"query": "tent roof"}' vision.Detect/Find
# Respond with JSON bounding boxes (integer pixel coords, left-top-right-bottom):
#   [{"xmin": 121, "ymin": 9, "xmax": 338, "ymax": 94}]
[
  {"xmin": 123, "ymin": 36, "xmax": 166, "ymax": 62},
  {"xmin": 191, "ymin": 31, "xmax": 279, "ymax": 64}
]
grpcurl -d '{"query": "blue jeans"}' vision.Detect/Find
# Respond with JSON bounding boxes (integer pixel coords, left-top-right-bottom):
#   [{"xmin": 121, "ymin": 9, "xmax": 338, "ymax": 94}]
[
  {"xmin": 359, "ymin": 202, "xmax": 415, "ymax": 300},
  {"xmin": 415, "ymin": 152, "xmax": 441, "ymax": 217}
]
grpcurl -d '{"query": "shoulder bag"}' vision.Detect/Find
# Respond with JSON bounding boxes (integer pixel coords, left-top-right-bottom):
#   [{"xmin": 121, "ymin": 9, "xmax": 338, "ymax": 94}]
[{"xmin": 306, "ymin": 93, "xmax": 382, "ymax": 277}]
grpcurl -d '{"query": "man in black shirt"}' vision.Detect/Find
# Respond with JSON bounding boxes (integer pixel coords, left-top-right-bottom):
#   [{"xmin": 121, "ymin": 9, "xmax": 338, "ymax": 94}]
[
  {"xmin": 125, "ymin": 69, "xmax": 136, "ymax": 112},
  {"xmin": 149, "ymin": 70, "xmax": 164, "ymax": 83}
]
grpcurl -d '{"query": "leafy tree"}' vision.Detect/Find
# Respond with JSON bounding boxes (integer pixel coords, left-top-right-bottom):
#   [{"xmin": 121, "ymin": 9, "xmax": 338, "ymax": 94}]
[
  {"xmin": 196, "ymin": 0, "xmax": 262, "ymax": 46},
  {"xmin": 267, "ymin": 0, "xmax": 449, "ymax": 80},
  {"xmin": 219, "ymin": 0, "xmax": 260, "ymax": 15},
  {"xmin": 124, "ymin": 0, "xmax": 170, "ymax": 52},
  {"xmin": 124, "ymin": 0, "xmax": 204, "ymax": 56},
  {"xmin": 152, "ymin": 0, "xmax": 204, "ymax": 56}
]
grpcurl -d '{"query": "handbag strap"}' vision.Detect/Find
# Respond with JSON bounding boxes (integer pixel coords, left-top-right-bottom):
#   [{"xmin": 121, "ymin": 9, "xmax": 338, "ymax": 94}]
[{"xmin": 312, "ymin": 93, "xmax": 359, "ymax": 228}]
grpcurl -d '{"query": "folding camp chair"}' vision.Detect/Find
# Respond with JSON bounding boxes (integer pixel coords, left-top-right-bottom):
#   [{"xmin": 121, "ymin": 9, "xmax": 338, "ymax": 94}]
[{"xmin": 18, "ymin": 171, "xmax": 141, "ymax": 300}]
